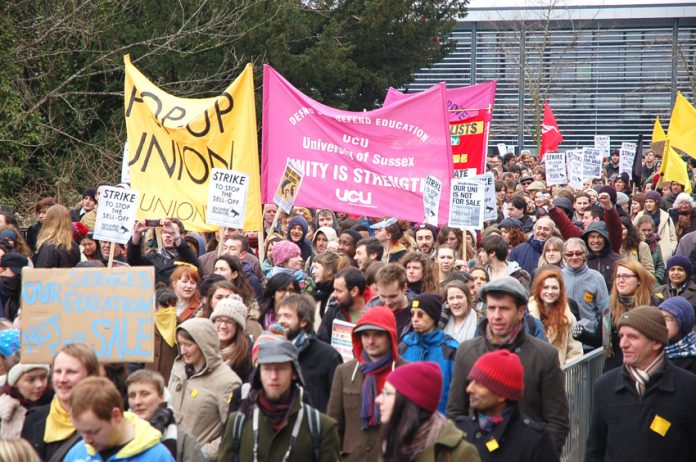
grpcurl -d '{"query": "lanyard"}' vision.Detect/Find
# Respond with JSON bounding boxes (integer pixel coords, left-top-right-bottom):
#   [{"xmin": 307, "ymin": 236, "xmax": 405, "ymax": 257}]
[{"xmin": 252, "ymin": 403, "xmax": 305, "ymax": 462}]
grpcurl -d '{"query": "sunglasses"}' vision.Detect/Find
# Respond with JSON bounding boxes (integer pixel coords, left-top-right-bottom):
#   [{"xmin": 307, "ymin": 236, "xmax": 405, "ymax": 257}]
[
  {"xmin": 410, "ymin": 310, "xmax": 427, "ymax": 319},
  {"xmin": 564, "ymin": 251, "xmax": 584, "ymax": 257}
]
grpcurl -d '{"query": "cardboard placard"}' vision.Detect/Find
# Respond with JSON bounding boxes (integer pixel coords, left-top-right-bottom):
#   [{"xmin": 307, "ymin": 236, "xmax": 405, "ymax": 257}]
[
  {"xmin": 545, "ymin": 152, "xmax": 567, "ymax": 186},
  {"xmin": 448, "ymin": 179, "xmax": 485, "ymax": 230},
  {"xmin": 469, "ymin": 172, "xmax": 496, "ymax": 221},
  {"xmin": 582, "ymin": 148, "xmax": 603, "ymax": 179},
  {"xmin": 206, "ymin": 168, "xmax": 250, "ymax": 228},
  {"xmin": 273, "ymin": 160, "xmax": 305, "ymax": 214},
  {"xmin": 93, "ymin": 186, "xmax": 140, "ymax": 245},
  {"xmin": 330, "ymin": 319, "xmax": 355, "ymax": 362},
  {"xmin": 594, "ymin": 135, "xmax": 610, "ymax": 158},
  {"xmin": 21, "ymin": 267, "xmax": 155, "ymax": 363},
  {"xmin": 423, "ymin": 176, "xmax": 443, "ymax": 225}
]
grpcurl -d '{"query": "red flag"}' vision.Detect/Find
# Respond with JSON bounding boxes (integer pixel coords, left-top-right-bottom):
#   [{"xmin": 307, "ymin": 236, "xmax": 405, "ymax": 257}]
[{"xmin": 540, "ymin": 101, "xmax": 563, "ymax": 159}]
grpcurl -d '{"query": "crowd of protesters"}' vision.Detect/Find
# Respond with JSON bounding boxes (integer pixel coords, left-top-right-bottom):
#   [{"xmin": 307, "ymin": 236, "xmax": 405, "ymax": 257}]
[{"xmin": 0, "ymin": 147, "xmax": 695, "ymax": 460}]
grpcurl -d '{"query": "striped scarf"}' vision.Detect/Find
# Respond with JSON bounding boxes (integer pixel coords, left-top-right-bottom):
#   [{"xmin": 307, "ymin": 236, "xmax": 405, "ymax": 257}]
[
  {"xmin": 625, "ymin": 353, "xmax": 664, "ymax": 396},
  {"xmin": 359, "ymin": 351, "xmax": 393, "ymax": 429}
]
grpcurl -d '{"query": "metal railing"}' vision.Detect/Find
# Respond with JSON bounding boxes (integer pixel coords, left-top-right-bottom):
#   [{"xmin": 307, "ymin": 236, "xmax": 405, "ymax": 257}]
[{"xmin": 561, "ymin": 348, "xmax": 605, "ymax": 462}]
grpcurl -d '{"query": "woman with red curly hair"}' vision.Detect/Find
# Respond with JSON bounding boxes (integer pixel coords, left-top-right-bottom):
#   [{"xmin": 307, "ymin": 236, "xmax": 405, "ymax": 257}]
[{"xmin": 528, "ymin": 265, "xmax": 583, "ymax": 365}]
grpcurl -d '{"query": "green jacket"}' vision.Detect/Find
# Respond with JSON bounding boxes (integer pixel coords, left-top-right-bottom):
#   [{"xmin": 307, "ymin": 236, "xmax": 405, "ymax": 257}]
[
  {"xmin": 218, "ymin": 394, "xmax": 340, "ymax": 462},
  {"xmin": 379, "ymin": 419, "xmax": 480, "ymax": 462}
]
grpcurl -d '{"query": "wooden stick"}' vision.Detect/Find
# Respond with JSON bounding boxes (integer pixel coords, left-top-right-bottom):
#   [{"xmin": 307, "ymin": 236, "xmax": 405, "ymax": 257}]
[{"xmin": 107, "ymin": 241, "xmax": 115, "ymax": 268}]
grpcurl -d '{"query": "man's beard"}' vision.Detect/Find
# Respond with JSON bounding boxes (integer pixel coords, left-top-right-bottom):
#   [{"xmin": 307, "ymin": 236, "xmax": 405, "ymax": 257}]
[
  {"xmin": 286, "ymin": 325, "xmax": 301, "ymax": 340},
  {"xmin": 337, "ymin": 297, "xmax": 354, "ymax": 311}
]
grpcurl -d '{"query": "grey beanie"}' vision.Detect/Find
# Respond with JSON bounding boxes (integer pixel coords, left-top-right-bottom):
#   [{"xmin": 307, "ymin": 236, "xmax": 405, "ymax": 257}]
[
  {"xmin": 7, "ymin": 363, "xmax": 50, "ymax": 387},
  {"xmin": 210, "ymin": 294, "xmax": 247, "ymax": 330},
  {"xmin": 479, "ymin": 277, "xmax": 529, "ymax": 306}
]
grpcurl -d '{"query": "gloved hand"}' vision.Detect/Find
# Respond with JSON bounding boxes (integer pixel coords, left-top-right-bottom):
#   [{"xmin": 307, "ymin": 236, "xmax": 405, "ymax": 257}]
[{"xmin": 572, "ymin": 323, "xmax": 585, "ymax": 340}]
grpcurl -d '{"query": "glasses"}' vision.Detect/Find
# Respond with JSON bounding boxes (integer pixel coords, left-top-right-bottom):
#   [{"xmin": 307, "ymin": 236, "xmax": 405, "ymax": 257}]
[
  {"xmin": 410, "ymin": 310, "xmax": 426, "ymax": 319},
  {"xmin": 213, "ymin": 318, "xmax": 236, "ymax": 326},
  {"xmin": 564, "ymin": 251, "xmax": 584, "ymax": 257},
  {"xmin": 615, "ymin": 274, "xmax": 637, "ymax": 281},
  {"xmin": 521, "ymin": 181, "xmax": 532, "ymax": 186}
]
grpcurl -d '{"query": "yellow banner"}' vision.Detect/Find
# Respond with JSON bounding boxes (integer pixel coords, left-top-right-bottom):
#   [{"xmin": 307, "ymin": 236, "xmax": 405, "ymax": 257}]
[{"xmin": 123, "ymin": 55, "xmax": 262, "ymax": 232}]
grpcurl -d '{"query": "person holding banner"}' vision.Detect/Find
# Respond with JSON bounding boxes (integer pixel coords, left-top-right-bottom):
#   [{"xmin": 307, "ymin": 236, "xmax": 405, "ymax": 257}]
[
  {"xmin": 128, "ymin": 218, "xmax": 200, "ymax": 287},
  {"xmin": 33, "ymin": 204, "xmax": 81, "ymax": 269},
  {"xmin": 22, "ymin": 343, "xmax": 100, "ymax": 461}
]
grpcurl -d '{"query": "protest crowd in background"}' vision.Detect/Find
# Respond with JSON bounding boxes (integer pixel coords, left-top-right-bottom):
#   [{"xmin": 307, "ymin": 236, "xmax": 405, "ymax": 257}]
[{"xmin": 2, "ymin": 60, "xmax": 696, "ymax": 462}]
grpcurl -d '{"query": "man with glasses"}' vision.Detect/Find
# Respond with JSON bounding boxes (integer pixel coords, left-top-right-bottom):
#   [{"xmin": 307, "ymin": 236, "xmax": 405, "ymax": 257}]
[{"xmin": 561, "ymin": 238, "xmax": 609, "ymax": 351}]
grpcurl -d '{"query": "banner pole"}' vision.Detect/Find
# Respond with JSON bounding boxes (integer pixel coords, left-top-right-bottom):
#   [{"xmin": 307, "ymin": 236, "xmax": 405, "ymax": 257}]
[{"xmin": 107, "ymin": 242, "xmax": 115, "ymax": 268}]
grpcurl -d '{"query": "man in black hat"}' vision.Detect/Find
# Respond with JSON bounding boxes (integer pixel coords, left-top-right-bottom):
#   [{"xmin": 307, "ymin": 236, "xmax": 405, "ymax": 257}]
[
  {"xmin": 218, "ymin": 338, "xmax": 340, "ymax": 461},
  {"xmin": 0, "ymin": 252, "xmax": 28, "ymax": 321},
  {"xmin": 70, "ymin": 188, "xmax": 97, "ymax": 222},
  {"xmin": 414, "ymin": 223, "xmax": 439, "ymax": 257}
]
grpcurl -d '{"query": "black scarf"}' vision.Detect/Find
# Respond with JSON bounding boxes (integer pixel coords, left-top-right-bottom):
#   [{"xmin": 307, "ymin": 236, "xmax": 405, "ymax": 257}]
[{"xmin": 148, "ymin": 403, "xmax": 176, "ymax": 434}]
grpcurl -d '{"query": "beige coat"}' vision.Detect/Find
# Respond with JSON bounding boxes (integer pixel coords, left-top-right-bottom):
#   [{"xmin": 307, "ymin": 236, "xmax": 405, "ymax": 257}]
[
  {"xmin": 528, "ymin": 297, "xmax": 583, "ymax": 365},
  {"xmin": 620, "ymin": 241, "xmax": 654, "ymax": 276},
  {"xmin": 633, "ymin": 209, "xmax": 677, "ymax": 264},
  {"xmin": 168, "ymin": 318, "xmax": 242, "ymax": 460}
]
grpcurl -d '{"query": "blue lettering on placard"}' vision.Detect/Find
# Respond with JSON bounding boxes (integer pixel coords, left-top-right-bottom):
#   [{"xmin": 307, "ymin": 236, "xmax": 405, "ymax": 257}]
[
  {"xmin": 65, "ymin": 270, "xmax": 152, "ymax": 290},
  {"xmin": 22, "ymin": 282, "xmax": 61, "ymax": 305},
  {"xmin": 92, "ymin": 317, "xmax": 153, "ymax": 360},
  {"xmin": 22, "ymin": 315, "xmax": 62, "ymax": 353},
  {"xmin": 64, "ymin": 294, "xmax": 150, "ymax": 314}
]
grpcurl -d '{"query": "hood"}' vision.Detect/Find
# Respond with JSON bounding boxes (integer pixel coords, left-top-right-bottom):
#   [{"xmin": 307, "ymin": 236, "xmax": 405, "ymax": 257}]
[
  {"xmin": 287, "ymin": 215, "xmax": 308, "ymax": 243},
  {"xmin": 85, "ymin": 412, "xmax": 161, "ymax": 458},
  {"xmin": 351, "ymin": 306, "xmax": 398, "ymax": 362},
  {"xmin": 312, "ymin": 226, "xmax": 338, "ymax": 252},
  {"xmin": 583, "ymin": 221, "xmax": 611, "ymax": 253},
  {"xmin": 504, "ymin": 260, "xmax": 523, "ymax": 276},
  {"xmin": 176, "ymin": 318, "xmax": 222, "ymax": 373},
  {"xmin": 186, "ymin": 234, "xmax": 206, "ymax": 256}
]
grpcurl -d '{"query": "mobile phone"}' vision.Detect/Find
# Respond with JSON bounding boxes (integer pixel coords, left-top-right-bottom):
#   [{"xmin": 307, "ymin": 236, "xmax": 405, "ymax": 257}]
[{"xmin": 145, "ymin": 219, "xmax": 161, "ymax": 227}]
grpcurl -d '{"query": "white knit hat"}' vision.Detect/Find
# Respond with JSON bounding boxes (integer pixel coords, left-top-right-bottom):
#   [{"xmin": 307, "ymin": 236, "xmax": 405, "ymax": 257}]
[
  {"xmin": 210, "ymin": 294, "xmax": 247, "ymax": 330},
  {"xmin": 7, "ymin": 363, "xmax": 50, "ymax": 387}
]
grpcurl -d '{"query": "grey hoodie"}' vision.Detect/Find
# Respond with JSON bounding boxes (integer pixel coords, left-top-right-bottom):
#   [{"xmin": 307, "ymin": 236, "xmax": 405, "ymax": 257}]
[{"xmin": 562, "ymin": 262, "xmax": 609, "ymax": 335}]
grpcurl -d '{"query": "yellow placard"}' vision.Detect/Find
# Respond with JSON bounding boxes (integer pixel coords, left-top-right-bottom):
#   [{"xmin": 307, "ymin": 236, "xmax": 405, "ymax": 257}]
[
  {"xmin": 124, "ymin": 55, "xmax": 262, "ymax": 232},
  {"xmin": 650, "ymin": 415, "xmax": 671, "ymax": 437},
  {"xmin": 485, "ymin": 438, "xmax": 499, "ymax": 452}
]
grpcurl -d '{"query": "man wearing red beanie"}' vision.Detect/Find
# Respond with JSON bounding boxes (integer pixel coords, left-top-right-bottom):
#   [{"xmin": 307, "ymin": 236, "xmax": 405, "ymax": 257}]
[
  {"xmin": 456, "ymin": 350, "xmax": 559, "ymax": 461},
  {"xmin": 327, "ymin": 306, "xmax": 407, "ymax": 462}
]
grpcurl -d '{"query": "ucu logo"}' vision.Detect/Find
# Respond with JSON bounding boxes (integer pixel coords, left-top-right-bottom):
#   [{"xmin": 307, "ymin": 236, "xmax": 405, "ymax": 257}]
[{"xmin": 336, "ymin": 189, "xmax": 372, "ymax": 205}]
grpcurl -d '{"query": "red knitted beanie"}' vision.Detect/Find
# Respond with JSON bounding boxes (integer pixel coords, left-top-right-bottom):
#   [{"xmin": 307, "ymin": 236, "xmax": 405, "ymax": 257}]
[
  {"xmin": 468, "ymin": 350, "xmax": 524, "ymax": 401},
  {"xmin": 386, "ymin": 362, "xmax": 442, "ymax": 414}
]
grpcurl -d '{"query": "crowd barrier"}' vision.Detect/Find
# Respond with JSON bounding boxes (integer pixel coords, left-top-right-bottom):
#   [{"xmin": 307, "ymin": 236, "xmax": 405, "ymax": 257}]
[{"xmin": 561, "ymin": 348, "xmax": 605, "ymax": 462}]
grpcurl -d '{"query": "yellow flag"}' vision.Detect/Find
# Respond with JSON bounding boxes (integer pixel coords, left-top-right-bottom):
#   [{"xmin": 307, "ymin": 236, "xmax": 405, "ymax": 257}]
[
  {"xmin": 652, "ymin": 117, "xmax": 667, "ymax": 143},
  {"xmin": 668, "ymin": 91, "xmax": 696, "ymax": 159},
  {"xmin": 123, "ymin": 55, "xmax": 262, "ymax": 232},
  {"xmin": 660, "ymin": 139, "xmax": 692, "ymax": 193}
]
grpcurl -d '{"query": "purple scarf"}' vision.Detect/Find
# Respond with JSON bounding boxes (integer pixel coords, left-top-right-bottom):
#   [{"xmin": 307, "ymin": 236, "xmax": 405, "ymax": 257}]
[{"xmin": 359, "ymin": 351, "xmax": 393, "ymax": 429}]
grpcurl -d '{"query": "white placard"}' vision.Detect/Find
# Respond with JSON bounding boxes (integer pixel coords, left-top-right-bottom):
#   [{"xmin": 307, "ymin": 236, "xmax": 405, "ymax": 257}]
[
  {"xmin": 93, "ymin": 186, "xmax": 139, "ymax": 245},
  {"xmin": 470, "ymin": 172, "xmax": 496, "ymax": 221},
  {"xmin": 273, "ymin": 159, "xmax": 305, "ymax": 214},
  {"xmin": 454, "ymin": 168, "xmax": 477, "ymax": 179},
  {"xmin": 497, "ymin": 143, "xmax": 507, "ymax": 156},
  {"xmin": 621, "ymin": 142, "xmax": 636, "ymax": 153},
  {"xmin": 582, "ymin": 147, "xmax": 603, "ymax": 179},
  {"xmin": 120, "ymin": 144, "xmax": 130, "ymax": 184},
  {"xmin": 206, "ymin": 168, "xmax": 249, "ymax": 228},
  {"xmin": 545, "ymin": 152, "xmax": 567, "ymax": 186},
  {"xmin": 567, "ymin": 150, "xmax": 584, "ymax": 189},
  {"xmin": 448, "ymin": 179, "xmax": 485, "ymax": 230},
  {"xmin": 594, "ymin": 135, "xmax": 610, "ymax": 158},
  {"xmin": 423, "ymin": 176, "xmax": 442, "ymax": 225},
  {"xmin": 619, "ymin": 149, "xmax": 635, "ymax": 175}
]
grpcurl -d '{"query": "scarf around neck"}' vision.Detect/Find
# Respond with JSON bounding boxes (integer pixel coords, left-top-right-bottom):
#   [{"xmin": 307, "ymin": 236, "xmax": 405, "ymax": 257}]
[
  {"xmin": 155, "ymin": 307, "xmax": 177, "ymax": 347},
  {"xmin": 359, "ymin": 351, "xmax": 393, "ymax": 429},
  {"xmin": 44, "ymin": 397, "xmax": 75, "ymax": 443},
  {"xmin": 665, "ymin": 331, "xmax": 696, "ymax": 359},
  {"xmin": 478, "ymin": 405, "xmax": 514, "ymax": 432},
  {"xmin": 258, "ymin": 387, "xmax": 297, "ymax": 431},
  {"xmin": 484, "ymin": 321, "xmax": 523, "ymax": 346},
  {"xmin": 625, "ymin": 353, "xmax": 664, "ymax": 396}
]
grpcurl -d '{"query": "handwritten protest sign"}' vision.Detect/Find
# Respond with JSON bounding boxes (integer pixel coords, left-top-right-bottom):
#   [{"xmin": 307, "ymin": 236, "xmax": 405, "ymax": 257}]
[
  {"xmin": 331, "ymin": 319, "xmax": 355, "ymax": 362},
  {"xmin": 545, "ymin": 152, "xmax": 567, "ymax": 186},
  {"xmin": 93, "ymin": 186, "xmax": 140, "ymax": 245},
  {"xmin": 497, "ymin": 143, "xmax": 507, "ymax": 156},
  {"xmin": 619, "ymin": 149, "xmax": 635, "ymax": 175},
  {"xmin": 449, "ymin": 179, "xmax": 484, "ymax": 230},
  {"xmin": 594, "ymin": 135, "xmax": 610, "ymax": 158},
  {"xmin": 567, "ymin": 150, "xmax": 584, "ymax": 189},
  {"xmin": 423, "ymin": 176, "xmax": 443, "ymax": 225},
  {"xmin": 469, "ymin": 172, "xmax": 496, "ymax": 222},
  {"xmin": 21, "ymin": 267, "xmax": 155, "ymax": 363},
  {"xmin": 582, "ymin": 148, "xmax": 603, "ymax": 179},
  {"xmin": 621, "ymin": 142, "xmax": 636, "ymax": 153},
  {"xmin": 206, "ymin": 169, "xmax": 249, "ymax": 228},
  {"xmin": 273, "ymin": 160, "xmax": 305, "ymax": 214}
]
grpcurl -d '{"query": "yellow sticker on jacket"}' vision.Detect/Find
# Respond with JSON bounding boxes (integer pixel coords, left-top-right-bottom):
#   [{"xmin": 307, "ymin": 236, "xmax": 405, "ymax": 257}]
[
  {"xmin": 190, "ymin": 388, "xmax": 199, "ymax": 398},
  {"xmin": 485, "ymin": 439, "xmax": 499, "ymax": 452},
  {"xmin": 656, "ymin": 292, "xmax": 664, "ymax": 299},
  {"xmin": 584, "ymin": 292, "xmax": 594, "ymax": 303},
  {"xmin": 650, "ymin": 415, "xmax": 671, "ymax": 437}
]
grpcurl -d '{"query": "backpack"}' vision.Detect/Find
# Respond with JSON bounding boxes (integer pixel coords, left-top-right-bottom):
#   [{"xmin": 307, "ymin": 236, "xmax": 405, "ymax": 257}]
[{"xmin": 230, "ymin": 403, "xmax": 322, "ymax": 462}]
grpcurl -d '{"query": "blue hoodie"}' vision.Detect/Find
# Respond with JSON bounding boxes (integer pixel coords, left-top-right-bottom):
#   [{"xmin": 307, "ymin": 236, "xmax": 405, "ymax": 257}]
[{"xmin": 286, "ymin": 216, "xmax": 313, "ymax": 261}]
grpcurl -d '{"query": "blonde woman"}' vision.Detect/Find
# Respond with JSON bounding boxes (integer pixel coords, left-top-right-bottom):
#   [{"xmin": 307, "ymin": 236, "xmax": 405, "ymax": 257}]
[{"xmin": 33, "ymin": 205, "xmax": 80, "ymax": 268}]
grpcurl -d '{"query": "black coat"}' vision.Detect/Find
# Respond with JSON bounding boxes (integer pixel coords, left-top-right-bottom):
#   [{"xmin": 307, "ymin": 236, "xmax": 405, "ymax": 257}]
[
  {"xmin": 127, "ymin": 240, "xmax": 200, "ymax": 286},
  {"xmin": 457, "ymin": 405, "xmax": 559, "ymax": 462},
  {"xmin": 33, "ymin": 242, "xmax": 81, "ymax": 268},
  {"xmin": 22, "ymin": 403, "xmax": 81, "ymax": 461},
  {"xmin": 297, "ymin": 334, "xmax": 343, "ymax": 413},
  {"xmin": 586, "ymin": 359, "xmax": 696, "ymax": 462}
]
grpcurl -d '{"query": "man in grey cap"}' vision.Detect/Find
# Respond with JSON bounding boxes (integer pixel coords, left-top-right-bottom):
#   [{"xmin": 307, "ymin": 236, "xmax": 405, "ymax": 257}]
[
  {"xmin": 218, "ymin": 338, "xmax": 340, "ymax": 461},
  {"xmin": 447, "ymin": 276, "xmax": 570, "ymax": 456}
]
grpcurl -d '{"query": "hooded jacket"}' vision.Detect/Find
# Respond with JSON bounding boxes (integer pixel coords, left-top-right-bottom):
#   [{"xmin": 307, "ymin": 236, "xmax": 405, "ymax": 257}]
[
  {"xmin": 548, "ymin": 206, "xmax": 623, "ymax": 253},
  {"xmin": 168, "ymin": 318, "xmax": 242, "ymax": 460},
  {"xmin": 312, "ymin": 226, "xmax": 338, "ymax": 254},
  {"xmin": 510, "ymin": 236, "xmax": 545, "ymax": 278},
  {"xmin": 287, "ymin": 216, "xmax": 313, "ymax": 261},
  {"xmin": 327, "ymin": 306, "xmax": 408, "ymax": 462},
  {"xmin": 633, "ymin": 209, "xmax": 677, "ymax": 265},
  {"xmin": 63, "ymin": 412, "xmax": 173, "ymax": 462},
  {"xmin": 561, "ymin": 262, "xmax": 609, "ymax": 336},
  {"xmin": 582, "ymin": 222, "xmax": 621, "ymax": 291}
]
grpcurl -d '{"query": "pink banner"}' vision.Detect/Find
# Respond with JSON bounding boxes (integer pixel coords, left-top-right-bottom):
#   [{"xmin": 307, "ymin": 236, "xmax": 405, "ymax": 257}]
[
  {"xmin": 384, "ymin": 80, "xmax": 497, "ymax": 122},
  {"xmin": 261, "ymin": 65, "xmax": 453, "ymax": 223}
]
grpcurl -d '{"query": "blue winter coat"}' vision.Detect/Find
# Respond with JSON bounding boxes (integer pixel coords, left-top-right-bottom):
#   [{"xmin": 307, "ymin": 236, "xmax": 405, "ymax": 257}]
[
  {"xmin": 398, "ymin": 329, "xmax": 458, "ymax": 413},
  {"xmin": 510, "ymin": 236, "xmax": 545, "ymax": 278}
]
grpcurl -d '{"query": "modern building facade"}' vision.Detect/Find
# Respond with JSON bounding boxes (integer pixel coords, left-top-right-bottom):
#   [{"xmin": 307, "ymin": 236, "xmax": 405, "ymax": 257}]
[{"xmin": 405, "ymin": 2, "xmax": 696, "ymax": 153}]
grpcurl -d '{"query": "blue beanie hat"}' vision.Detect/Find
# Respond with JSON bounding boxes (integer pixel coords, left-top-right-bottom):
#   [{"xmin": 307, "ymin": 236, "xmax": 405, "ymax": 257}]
[
  {"xmin": 666, "ymin": 255, "xmax": 693, "ymax": 280},
  {"xmin": 0, "ymin": 329, "xmax": 20, "ymax": 358},
  {"xmin": 659, "ymin": 296, "xmax": 695, "ymax": 339}
]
